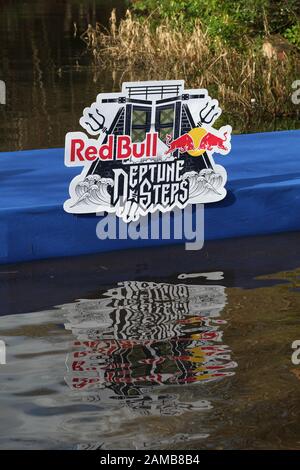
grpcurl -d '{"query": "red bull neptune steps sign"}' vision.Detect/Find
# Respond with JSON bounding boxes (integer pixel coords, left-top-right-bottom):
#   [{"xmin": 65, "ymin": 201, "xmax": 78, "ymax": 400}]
[{"xmin": 64, "ymin": 80, "xmax": 232, "ymax": 223}]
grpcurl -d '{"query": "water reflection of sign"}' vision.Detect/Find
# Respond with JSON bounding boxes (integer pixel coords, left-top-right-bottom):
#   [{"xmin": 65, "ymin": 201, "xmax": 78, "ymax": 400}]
[
  {"xmin": 64, "ymin": 280, "xmax": 237, "ymax": 417},
  {"xmin": 64, "ymin": 81, "xmax": 232, "ymax": 222},
  {"xmin": 0, "ymin": 340, "xmax": 6, "ymax": 365}
]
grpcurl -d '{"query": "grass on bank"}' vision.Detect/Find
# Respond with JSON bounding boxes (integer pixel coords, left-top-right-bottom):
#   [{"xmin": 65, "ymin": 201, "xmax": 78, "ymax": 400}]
[{"xmin": 81, "ymin": 7, "xmax": 300, "ymax": 121}]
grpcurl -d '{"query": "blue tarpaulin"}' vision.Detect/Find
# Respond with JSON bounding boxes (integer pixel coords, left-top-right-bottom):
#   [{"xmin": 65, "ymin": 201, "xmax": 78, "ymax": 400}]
[{"xmin": 0, "ymin": 130, "xmax": 299, "ymax": 264}]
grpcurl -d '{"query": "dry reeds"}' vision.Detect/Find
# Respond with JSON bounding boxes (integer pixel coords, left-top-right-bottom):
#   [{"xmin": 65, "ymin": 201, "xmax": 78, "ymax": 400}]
[{"xmin": 81, "ymin": 9, "xmax": 300, "ymax": 119}]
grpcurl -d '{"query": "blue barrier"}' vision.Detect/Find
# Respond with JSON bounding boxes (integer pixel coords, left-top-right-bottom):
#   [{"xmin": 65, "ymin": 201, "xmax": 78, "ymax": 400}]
[{"xmin": 0, "ymin": 130, "xmax": 299, "ymax": 264}]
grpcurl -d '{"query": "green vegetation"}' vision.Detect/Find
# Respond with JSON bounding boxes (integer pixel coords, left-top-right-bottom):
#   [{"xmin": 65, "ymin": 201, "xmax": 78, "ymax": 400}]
[
  {"xmin": 82, "ymin": 2, "xmax": 300, "ymax": 128},
  {"xmin": 132, "ymin": 0, "xmax": 300, "ymax": 48},
  {"xmin": 284, "ymin": 23, "xmax": 300, "ymax": 48}
]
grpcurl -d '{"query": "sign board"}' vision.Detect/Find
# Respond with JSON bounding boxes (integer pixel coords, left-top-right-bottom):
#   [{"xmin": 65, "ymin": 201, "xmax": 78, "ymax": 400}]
[{"xmin": 64, "ymin": 80, "xmax": 231, "ymax": 223}]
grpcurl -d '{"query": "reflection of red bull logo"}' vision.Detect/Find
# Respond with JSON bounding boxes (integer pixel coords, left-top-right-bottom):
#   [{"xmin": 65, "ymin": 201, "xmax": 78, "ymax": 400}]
[
  {"xmin": 165, "ymin": 126, "xmax": 231, "ymax": 157},
  {"xmin": 67, "ymin": 329, "xmax": 236, "ymax": 389}
]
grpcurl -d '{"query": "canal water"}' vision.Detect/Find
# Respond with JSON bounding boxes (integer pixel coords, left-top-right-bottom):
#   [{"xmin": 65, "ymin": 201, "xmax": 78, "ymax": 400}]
[
  {"xmin": 0, "ymin": 0, "xmax": 299, "ymax": 153},
  {"xmin": 0, "ymin": 0, "xmax": 127, "ymax": 152},
  {"xmin": 1, "ymin": 0, "xmax": 300, "ymax": 451},
  {"xmin": 1, "ymin": 233, "xmax": 300, "ymax": 450}
]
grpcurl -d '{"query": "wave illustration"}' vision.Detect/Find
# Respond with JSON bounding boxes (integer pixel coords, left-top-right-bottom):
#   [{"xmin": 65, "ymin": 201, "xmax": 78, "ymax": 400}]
[
  {"xmin": 70, "ymin": 174, "xmax": 114, "ymax": 208},
  {"xmin": 183, "ymin": 169, "xmax": 224, "ymax": 199}
]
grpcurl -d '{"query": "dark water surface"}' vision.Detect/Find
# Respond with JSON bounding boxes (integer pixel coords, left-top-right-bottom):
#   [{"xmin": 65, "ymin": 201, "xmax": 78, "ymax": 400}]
[
  {"xmin": 0, "ymin": 0, "xmax": 126, "ymax": 152},
  {"xmin": 1, "ymin": 233, "xmax": 300, "ymax": 449},
  {"xmin": 0, "ymin": 0, "xmax": 299, "ymax": 153},
  {"xmin": 1, "ymin": 0, "xmax": 300, "ymax": 451}
]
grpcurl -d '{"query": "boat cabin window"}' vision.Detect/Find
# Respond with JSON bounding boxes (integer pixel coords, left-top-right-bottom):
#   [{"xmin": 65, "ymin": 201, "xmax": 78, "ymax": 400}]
[
  {"xmin": 155, "ymin": 105, "xmax": 175, "ymax": 142},
  {"xmin": 131, "ymin": 106, "xmax": 151, "ymax": 142}
]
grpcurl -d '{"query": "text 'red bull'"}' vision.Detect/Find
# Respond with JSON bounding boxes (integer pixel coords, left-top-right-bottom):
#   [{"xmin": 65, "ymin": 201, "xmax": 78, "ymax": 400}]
[{"xmin": 66, "ymin": 132, "xmax": 158, "ymax": 165}]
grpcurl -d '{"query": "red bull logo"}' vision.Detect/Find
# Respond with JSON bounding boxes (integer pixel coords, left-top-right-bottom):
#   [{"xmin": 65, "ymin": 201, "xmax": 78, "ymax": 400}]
[
  {"xmin": 165, "ymin": 133, "xmax": 195, "ymax": 155},
  {"xmin": 199, "ymin": 131, "xmax": 229, "ymax": 152},
  {"xmin": 64, "ymin": 79, "xmax": 232, "ymax": 221},
  {"xmin": 165, "ymin": 125, "xmax": 231, "ymax": 157}
]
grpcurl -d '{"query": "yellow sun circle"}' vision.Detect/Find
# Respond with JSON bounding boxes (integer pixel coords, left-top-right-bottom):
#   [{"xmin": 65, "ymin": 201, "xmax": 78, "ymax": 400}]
[{"xmin": 187, "ymin": 127, "xmax": 207, "ymax": 157}]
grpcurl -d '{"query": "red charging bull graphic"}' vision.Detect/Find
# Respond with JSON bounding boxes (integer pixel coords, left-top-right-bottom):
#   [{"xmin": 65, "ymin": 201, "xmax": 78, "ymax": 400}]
[
  {"xmin": 165, "ymin": 127, "xmax": 231, "ymax": 157},
  {"xmin": 64, "ymin": 80, "xmax": 232, "ymax": 222},
  {"xmin": 199, "ymin": 131, "xmax": 229, "ymax": 152},
  {"xmin": 64, "ymin": 280, "xmax": 237, "ymax": 419}
]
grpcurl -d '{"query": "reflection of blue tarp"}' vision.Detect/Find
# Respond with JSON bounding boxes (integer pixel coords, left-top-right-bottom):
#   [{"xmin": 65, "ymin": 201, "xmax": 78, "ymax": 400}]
[{"xmin": 0, "ymin": 130, "xmax": 299, "ymax": 264}]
